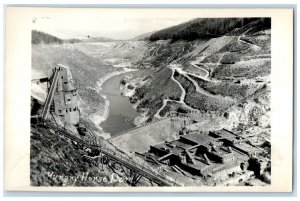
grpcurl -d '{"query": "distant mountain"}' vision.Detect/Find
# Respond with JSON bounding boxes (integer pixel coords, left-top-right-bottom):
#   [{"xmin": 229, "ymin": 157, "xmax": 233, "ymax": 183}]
[
  {"xmin": 32, "ymin": 30, "xmax": 64, "ymax": 44},
  {"xmin": 82, "ymin": 36, "xmax": 116, "ymax": 43},
  {"xmin": 130, "ymin": 30, "xmax": 157, "ymax": 41},
  {"xmin": 64, "ymin": 38, "xmax": 82, "ymax": 44},
  {"xmin": 149, "ymin": 18, "xmax": 271, "ymax": 41}
]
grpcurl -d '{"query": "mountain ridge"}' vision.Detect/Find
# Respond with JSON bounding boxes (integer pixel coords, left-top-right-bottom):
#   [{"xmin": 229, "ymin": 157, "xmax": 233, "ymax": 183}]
[{"xmin": 149, "ymin": 18, "xmax": 271, "ymax": 41}]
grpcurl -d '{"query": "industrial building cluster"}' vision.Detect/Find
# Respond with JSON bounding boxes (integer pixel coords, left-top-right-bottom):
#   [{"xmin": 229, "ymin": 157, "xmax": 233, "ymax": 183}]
[{"xmin": 140, "ymin": 129, "xmax": 269, "ymax": 185}]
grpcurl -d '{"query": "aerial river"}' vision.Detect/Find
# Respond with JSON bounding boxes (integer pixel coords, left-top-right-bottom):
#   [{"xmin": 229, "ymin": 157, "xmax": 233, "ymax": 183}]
[{"xmin": 100, "ymin": 71, "xmax": 139, "ymax": 136}]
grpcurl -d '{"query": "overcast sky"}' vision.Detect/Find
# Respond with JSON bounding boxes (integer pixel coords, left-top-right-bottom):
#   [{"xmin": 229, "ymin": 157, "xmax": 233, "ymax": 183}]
[{"xmin": 31, "ymin": 9, "xmax": 204, "ymax": 40}]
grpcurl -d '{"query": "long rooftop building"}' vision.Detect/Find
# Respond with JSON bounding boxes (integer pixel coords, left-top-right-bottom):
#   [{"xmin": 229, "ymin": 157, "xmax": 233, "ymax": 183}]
[{"xmin": 141, "ymin": 129, "xmax": 261, "ymax": 182}]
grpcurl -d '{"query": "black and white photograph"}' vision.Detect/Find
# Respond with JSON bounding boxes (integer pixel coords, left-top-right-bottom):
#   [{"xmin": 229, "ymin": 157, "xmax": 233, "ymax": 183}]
[
  {"xmin": 29, "ymin": 11, "xmax": 272, "ymax": 187},
  {"xmin": 3, "ymin": 7, "xmax": 294, "ymax": 192}
]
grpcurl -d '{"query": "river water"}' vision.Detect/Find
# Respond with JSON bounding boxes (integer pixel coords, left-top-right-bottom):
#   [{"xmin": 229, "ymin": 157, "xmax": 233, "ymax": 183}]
[{"xmin": 100, "ymin": 71, "xmax": 139, "ymax": 136}]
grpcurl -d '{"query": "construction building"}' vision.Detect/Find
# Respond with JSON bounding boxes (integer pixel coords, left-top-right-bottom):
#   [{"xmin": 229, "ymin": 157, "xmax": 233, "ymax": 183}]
[
  {"xmin": 32, "ymin": 64, "xmax": 80, "ymax": 126},
  {"xmin": 140, "ymin": 129, "xmax": 262, "ymax": 184}
]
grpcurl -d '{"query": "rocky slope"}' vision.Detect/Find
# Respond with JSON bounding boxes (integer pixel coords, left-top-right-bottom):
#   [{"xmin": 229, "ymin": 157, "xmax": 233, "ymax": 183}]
[
  {"xmin": 119, "ymin": 19, "xmax": 271, "ymax": 150},
  {"xmin": 30, "ymin": 126, "xmax": 128, "ymax": 186}
]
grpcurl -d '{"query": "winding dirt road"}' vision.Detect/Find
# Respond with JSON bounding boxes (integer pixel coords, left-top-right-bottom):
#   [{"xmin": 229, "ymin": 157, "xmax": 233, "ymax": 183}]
[
  {"xmin": 154, "ymin": 31, "xmax": 258, "ymax": 119},
  {"xmin": 154, "ymin": 67, "xmax": 198, "ymax": 119}
]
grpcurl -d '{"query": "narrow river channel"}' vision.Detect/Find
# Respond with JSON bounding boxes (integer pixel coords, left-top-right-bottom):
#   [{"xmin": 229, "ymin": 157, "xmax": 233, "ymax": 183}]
[{"xmin": 100, "ymin": 71, "xmax": 139, "ymax": 136}]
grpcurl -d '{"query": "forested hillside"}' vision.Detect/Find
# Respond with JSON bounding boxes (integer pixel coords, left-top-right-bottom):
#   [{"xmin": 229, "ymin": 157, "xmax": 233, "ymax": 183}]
[
  {"xmin": 32, "ymin": 30, "xmax": 64, "ymax": 44},
  {"xmin": 149, "ymin": 18, "xmax": 271, "ymax": 41}
]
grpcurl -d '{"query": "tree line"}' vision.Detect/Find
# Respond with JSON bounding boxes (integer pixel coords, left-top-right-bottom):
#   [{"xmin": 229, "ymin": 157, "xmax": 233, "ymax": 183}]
[
  {"xmin": 31, "ymin": 30, "xmax": 64, "ymax": 44},
  {"xmin": 149, "ymin": 18, "xmax": 271, "ymax": 41}
]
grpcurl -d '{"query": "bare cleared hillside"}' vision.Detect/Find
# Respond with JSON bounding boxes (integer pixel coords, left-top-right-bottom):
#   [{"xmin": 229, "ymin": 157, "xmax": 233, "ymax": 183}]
[{"xmin": 125, "ymin": 20, "xmax": 271, "ymax": 132}]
